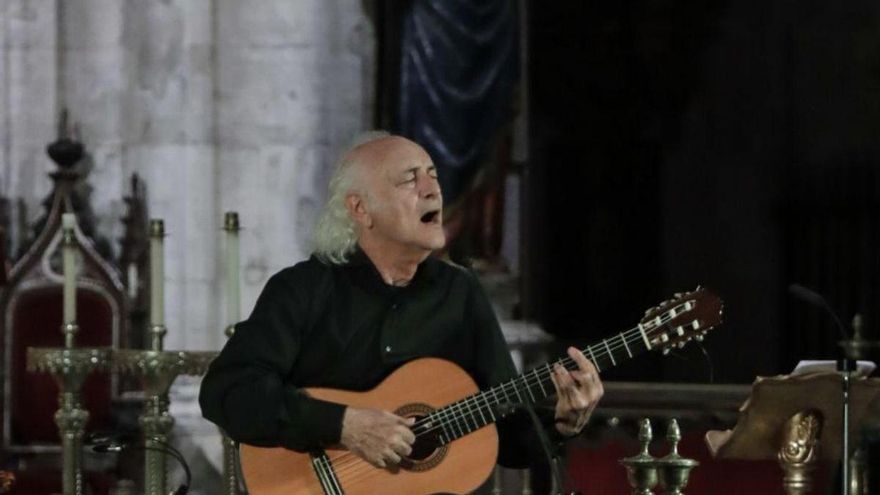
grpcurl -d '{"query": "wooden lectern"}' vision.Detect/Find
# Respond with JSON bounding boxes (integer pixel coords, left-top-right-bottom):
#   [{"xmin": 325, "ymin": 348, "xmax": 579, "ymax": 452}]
[{"xmin": 705, "ymin": 372, "xmax": 880, "ymax": 494}]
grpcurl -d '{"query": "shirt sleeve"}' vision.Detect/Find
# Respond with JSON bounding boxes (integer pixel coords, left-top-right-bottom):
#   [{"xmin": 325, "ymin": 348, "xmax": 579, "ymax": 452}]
[{"xmin": 199, "ymin": 267, "xmax": 347, "ymax": 451}]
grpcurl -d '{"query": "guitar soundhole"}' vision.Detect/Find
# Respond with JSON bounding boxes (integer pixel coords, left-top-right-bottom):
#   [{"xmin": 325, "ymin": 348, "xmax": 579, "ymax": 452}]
[{"xmin": 394, "ymin": 403, "xmax": 448, "ymax": 472}]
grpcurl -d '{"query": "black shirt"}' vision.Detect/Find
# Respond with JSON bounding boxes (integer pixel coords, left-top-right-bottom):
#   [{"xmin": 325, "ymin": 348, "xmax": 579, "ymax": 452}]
[{"xmin": 199, "ymin": 250, "xmax": 537, "ymax": 467}]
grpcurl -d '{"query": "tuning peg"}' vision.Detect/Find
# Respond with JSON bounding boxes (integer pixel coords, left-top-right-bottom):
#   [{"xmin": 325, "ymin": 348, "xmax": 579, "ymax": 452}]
[
  {"xmin": 662, "ymin": 348, "xmax": 670, "ymax": 355},
  {"xmin": 677, "ymin": 341, "xmax": 685, "ymax": 348},
  {"xmin": 694, "ymin": 335, "xmax": 704, "ymax": 342}
]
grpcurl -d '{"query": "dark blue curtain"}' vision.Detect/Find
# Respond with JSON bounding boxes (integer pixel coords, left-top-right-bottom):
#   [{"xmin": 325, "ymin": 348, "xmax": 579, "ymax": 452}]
[{"xmin": 395, "ymin": 0, "xmax": 520, "ymax": 204}]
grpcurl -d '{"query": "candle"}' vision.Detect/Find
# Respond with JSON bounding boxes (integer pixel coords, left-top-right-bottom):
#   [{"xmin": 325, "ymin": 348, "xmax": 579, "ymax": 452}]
[
  {"xmin": 61, "ymin": 213, "xmax": 76, "ymax": 324},
  {"xmin": 224, "ymin": 212, "xmax": 241, "ymax": 331},
  {"xmin": 126, "ymin": 262, "xmax": 138, "ymax": 300},
  {"xmin": 149, "ymin": 219, "xmax": 165, "ymax": 328}
]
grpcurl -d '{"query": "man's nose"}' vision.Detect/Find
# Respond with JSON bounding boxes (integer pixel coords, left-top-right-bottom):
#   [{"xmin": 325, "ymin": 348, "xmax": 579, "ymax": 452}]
[{"xmin": 419, "ymin": 176, "xmax": 441, "ymax": 199}]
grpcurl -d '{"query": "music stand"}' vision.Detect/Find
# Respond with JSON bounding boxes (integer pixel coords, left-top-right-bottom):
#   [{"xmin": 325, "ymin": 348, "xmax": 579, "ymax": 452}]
[{"xmin": 705, "ymin": 372, "xmax": 880, "ymax": 494}]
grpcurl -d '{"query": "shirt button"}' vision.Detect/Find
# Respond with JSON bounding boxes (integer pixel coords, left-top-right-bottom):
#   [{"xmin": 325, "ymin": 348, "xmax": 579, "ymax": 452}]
[{"xmin": 385, "ymin": 345, "xmax": 392, "ymax": 353}]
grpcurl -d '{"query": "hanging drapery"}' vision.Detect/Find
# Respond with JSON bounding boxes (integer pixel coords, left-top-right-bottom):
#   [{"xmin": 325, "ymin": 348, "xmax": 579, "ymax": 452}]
[{"xmin": 396, "ymin": 0, "xmax": 520, "ymax": 204}]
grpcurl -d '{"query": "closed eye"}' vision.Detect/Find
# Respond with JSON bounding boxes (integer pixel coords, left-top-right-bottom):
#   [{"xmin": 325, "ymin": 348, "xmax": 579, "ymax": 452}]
[{"xmin": 397, "ymin": 166, "xmax": 437, "ymax": 186}]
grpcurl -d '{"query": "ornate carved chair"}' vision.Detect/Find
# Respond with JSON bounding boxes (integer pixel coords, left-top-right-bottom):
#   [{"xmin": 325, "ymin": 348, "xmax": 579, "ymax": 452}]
[{"xmin": 0, "ymin": 130, "xmax": 130, "ymax": 493}]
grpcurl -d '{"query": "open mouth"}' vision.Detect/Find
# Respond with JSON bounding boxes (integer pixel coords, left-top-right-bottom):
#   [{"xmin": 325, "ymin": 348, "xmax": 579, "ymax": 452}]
[{"xmin": 420, "ymin": 210, "xmax": 441, "ymax": 224}]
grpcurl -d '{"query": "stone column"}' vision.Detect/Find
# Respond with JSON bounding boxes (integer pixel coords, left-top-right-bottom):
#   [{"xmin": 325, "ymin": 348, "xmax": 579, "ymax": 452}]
[
  {"xmin": 62, "ymin": 0, "xmax": 127, "ymax": 240},
  {"xmin": 214, "ymin": 0, "xmax": 376, "ymax": 319},
  {"xmin": 122, "ymin": 0, "xmax": 218, "ymax": 353},
  {"xmin": 1, "ymin": 1, "xmax": 59, "ymax": 254}
]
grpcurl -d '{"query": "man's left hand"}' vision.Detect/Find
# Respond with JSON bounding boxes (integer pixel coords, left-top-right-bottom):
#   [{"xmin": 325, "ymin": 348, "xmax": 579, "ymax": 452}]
[{"xmin": 550, "ymin": 346, "xmax": 604, "ymax": 437}]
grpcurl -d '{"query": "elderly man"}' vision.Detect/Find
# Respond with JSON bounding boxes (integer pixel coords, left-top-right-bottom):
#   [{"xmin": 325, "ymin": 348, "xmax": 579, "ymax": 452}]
[{"xmin": 199, "ymin": 133, "xmax": 603, "ymax": 476}]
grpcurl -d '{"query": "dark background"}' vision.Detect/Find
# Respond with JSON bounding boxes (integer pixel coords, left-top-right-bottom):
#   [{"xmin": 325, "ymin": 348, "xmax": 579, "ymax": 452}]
[
  {"xmin": 524, "ymin": 0, "xmax": 880, "ymax": 384},
  {"xmin": 374, "ymin": 0, "xmax": 880, "ymax": 385}
]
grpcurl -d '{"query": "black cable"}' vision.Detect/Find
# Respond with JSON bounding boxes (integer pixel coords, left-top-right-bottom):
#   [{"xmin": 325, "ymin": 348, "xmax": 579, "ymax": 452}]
[
  {"xmin": 666, "ymin": 345, "xmax": 715, "ymax": 384},
  {"xmin": 148, "ymin": 439, "xmax": 192, "ymax": 495},
  {"xmin": 89, "ymin": 435, "xmax": 191, "ymax": 495},
  {"xmin": 522, "ymin": 404, "xmax": 567, "ymax": 495},
  {"xmin": 500, "ymin": 402, "xmax": 578, "ymax": 495},
  {"xmin": 788, "ymin": 283, "xmax": 850, "ymax": 340},
  {"xmin": 696, "ymin": 341, "xmax": 715, "ymax": 384}
]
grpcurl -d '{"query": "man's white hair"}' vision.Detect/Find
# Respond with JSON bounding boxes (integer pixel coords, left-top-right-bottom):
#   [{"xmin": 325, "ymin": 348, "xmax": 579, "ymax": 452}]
[{"xmin": 312, "ymin": 131, "xmax": 391, "ymax": 264}]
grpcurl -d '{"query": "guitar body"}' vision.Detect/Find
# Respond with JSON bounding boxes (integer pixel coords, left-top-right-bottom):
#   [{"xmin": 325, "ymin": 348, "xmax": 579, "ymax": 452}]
[{"xmin": 239, "ymin": 358, "xmax": 499, "ymax": 495}]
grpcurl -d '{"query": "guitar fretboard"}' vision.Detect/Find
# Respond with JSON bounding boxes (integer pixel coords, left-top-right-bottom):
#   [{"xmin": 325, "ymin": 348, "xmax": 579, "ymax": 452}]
[{"xmin": 416, "ymin": 300, "xmax": 694, "ymax": 445}]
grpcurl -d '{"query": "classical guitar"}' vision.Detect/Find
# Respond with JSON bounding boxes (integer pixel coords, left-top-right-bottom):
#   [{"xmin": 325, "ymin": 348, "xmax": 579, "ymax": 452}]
[{"xmin": 239, "ymin": 288, "xmax": 724, "ymax": 495}]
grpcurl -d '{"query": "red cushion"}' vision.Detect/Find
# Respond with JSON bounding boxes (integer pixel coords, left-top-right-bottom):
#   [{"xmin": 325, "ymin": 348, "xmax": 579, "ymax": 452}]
[{"xmin": 10, "ymin": 287, "xmax": 114, "ymax": 445}]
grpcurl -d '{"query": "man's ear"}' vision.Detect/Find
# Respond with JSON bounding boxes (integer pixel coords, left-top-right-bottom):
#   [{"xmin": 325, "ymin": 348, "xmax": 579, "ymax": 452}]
[{"xmin": 345, "ymin": 193, "xmax": 372, "ymax": 229}]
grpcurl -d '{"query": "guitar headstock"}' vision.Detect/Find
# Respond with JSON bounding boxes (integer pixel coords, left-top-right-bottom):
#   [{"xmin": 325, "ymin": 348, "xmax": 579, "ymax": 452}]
[{"xmin": 640, "ymin": 287, "xmax": 724, "ymax": 354}]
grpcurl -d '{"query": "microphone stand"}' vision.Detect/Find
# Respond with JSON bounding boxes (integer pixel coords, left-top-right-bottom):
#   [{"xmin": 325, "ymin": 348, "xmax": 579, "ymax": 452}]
[
  {"xmin": 838, "ymin": 356, "xmax": 855, "ymax": 495},
  {"xmin": 838, "ymin": 314, "xmax": 877, "ymax": 495},
  {"xmin": 790, "ymin": 284, "xmax": 857, "ymax": 495}
]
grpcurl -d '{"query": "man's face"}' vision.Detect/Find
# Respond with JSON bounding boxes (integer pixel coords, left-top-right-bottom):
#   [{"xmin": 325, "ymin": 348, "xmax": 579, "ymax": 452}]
[{"xmin": 356, "ymin": 137, "xmax": 445, "ymax": 254}]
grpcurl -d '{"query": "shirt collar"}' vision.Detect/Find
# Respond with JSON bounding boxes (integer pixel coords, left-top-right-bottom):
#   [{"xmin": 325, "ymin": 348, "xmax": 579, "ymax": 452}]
[{"xmin": 343, "ymin": 245, "xmax": 440, "ymax": 289}]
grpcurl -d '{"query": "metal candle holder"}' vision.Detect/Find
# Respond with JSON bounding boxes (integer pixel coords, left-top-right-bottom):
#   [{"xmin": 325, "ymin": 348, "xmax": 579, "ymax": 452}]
[
  {"xmin": 620, "ymin": 419, "xmax": 659, "ymax": 495},
  {"xmin": 620, "ymin": 418, "xmax": 699, "ymax": 495},
  {"xmin": 27, "ymin": 347, "xmax": 112, "ymax": 495},
  {"xmin": 109, "ymin": 217, "xmax": 217, "ymax": 495},
  {"xmin": 24, "ymin": 214, "xmax": 113, "ymax": 495},
  {"xmin": 655, "ymin": 419, "xmax": 699, "ymax": 495},
  {"xmin": 221, "ymin": 211, "xmax": 241, "ymax": 495},
  {"xmin": 112, "ymin": 349, "xmax": 215, "ymax": 495}
]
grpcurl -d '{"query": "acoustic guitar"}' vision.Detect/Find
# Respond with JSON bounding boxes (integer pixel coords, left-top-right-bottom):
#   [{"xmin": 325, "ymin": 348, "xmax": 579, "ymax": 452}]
[{"xmin": 240, "ymin": 287, "xmax": 724, "ymax": 495}]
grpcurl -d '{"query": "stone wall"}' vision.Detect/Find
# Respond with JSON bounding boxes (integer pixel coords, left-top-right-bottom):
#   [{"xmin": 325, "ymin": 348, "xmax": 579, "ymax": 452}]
[{"xmin": 0, "ymin": 0, "xmax": 376, "ymax": 352}]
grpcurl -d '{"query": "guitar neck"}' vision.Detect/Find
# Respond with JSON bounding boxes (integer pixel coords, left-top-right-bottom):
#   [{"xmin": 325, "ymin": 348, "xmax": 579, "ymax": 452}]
[{"xmin": 427, "ymin": 324, "xmax": 655, "ymax": 445}]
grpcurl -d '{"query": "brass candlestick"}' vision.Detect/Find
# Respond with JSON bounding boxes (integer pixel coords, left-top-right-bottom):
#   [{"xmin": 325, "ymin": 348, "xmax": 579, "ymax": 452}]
[
  {"xmin": 25, "ymin": 214, "xmax": 113, "ymax": 495},
  {"xmin": 221, "ymin": 211, "xmax": 241, "ymax": 494},
  {"xmin": 27, "ymin": 347, "xmax": 111, "ymax": 495},
  {"xmin": 112, "ymin": 350, "xmax": 216, "ymax": 495},
  {"xmin": 656, "ymin": 419, "xmax": 699, "ymax": 495},
  {"xmin": 620, "ymin": 419, "xmax": 659, "ymax": 495}
]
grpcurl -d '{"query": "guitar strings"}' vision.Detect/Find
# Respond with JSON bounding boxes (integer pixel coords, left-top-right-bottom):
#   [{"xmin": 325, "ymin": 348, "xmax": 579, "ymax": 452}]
[
  {"xmin": 329, "ymin": 306, "xmax": 695, "ymax": 480},
  {"xmin": 409, "ymin": 309, "xmax": 684, "ymax": 439}
]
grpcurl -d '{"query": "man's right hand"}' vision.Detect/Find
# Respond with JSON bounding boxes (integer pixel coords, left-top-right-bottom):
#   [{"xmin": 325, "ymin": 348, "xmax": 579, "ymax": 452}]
[{"xmin": 340, "ymin": 407, "xmax": 415, "ymax": 468}]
